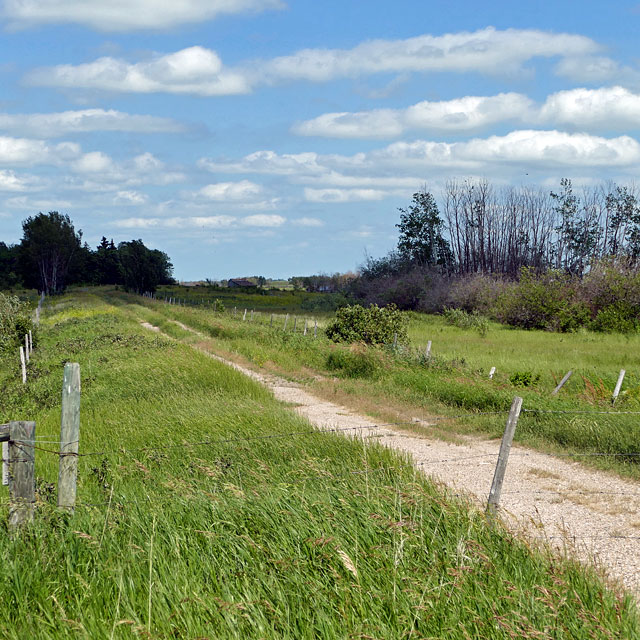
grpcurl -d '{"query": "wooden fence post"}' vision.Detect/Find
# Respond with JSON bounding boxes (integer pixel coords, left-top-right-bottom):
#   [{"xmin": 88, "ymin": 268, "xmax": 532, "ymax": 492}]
[
  {"xmin": 24, "ymin": 335, "xmax": 29, "ymax": 363},
  {"xmin": 58, "ymin": 363, "xmax": 81, "ymax": 512},
  {"xmin": 8, "ymin": 421, "xmax": 36, "ymax": 530},
  {"xmin": 242, "ymin": 309, "xmax": 247, "ymax": 321},
  {"xmin": 19, "ymin": 346, "xmax": 26, "ymax": 384},
  {"xmin": 303, "ymin": 319, "xmax": 308, "ymax": 336},
  {"xmin": 487, "ymin": 396, "xmax": 522, "ymax": 516},
  {"xmin": 314, "ymin": 319, "xmax": 317, "ymax": 338},
  {"xmin": 284, "ymin": 314, "xmax": 289, "ymax": 331},
  {"xmin": 270, "ymin": 314, "xmax": 274, "ymax": 327},
  {"xmin": 612, "ymin": 369, "xmax": 626, "ymax": 404},
  {"xmin": 29, "ymin": 330, "xmax": 33, "ymax": 355},
  {"xmin": 552, "ymin": 370, "xmax": 573, "ymax": 395},
  {"xmin": 489, "ymin": 366, "xmax": 496, "ymax": 379},
  {"xmin": 425, "ymin": 341, "xmax": 432, "ymax": 358},
  {"xmin": 293, "ymin": 317, "xmax": 297, "ymax": 332}
]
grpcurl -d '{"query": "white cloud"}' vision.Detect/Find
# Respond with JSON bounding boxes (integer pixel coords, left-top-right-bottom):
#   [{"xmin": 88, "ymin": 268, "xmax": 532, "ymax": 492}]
[
  {"xmin": 0, "ymin": 136, "xmax": 80, "ymax": 166},
  {"xmin": 304, "ymin": 188, "xmax": 387, "ymax": 202},
  {"xmin": 292, "ymin": 217, "xmax": 324, "ymax": 227},
  {"xmin": 0, "ymin": 109, "xmax": 185, "ymax": 137},
  {"xmin": 538, "ymin": 86, "xmax": 640, "ymax": 129},
  {"xmin": 72, "ymin": 151, "xmax": 113, "ymax": 173},
  {"xmin": 293, "ymin": 93, "xmax": 533, "ymax": 138},
  {"xmin": 26, "ymin": 46, "xmax": 250, "ymax": 96},
  {"xmin": 197, "ymin": 180, "xmax": 263, "ymax": 201},
  {"xmin": 114, "ymin": 190, "xmax": 148, "ymax": 205},
  {"xmin": 555, "ymin": 56, "xmax": 634, "ymax": 85},
  {"xmin": 3, "ymin": 0, "xmax": 284, "ymax": 32},
  {"xmin": 114, "ymin": 213, "xmax": 286, "ymax": 230},
  {"xmin": 0, "ymin": 169, "xmax": 36, "ymax": 192},
  {"xmin": 256, "ymin": 27, "xmax": 598, "ymax": 83}
]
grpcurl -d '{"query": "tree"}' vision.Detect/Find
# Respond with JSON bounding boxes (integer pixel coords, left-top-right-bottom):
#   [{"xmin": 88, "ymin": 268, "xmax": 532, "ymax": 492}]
[
  {"xmin": 19, "ymin": 212, "xmax": 82, "ymax": 294},
  {"xmin": 94, "ymin": 237, "xmax": 122, "ymax": 285},
  {"xmin": 0, "ymin": 242, "xmax": 20, "ymax": 289},
  {"xmin": 118, "ymin": 239, "xmax": 173, "ymax": 293},
  {"xmin": 396, "ymin": 191, "xmax": 452, "ymax": 269}
]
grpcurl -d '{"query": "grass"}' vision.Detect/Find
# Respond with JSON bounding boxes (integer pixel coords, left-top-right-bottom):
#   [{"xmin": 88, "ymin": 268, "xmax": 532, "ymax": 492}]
[
  {"xmin": 0, "ymin": 291, "xmax": 637, "ymax": 638},
  {"xmin": 115, "ymin": 289, "xmax": 640, "ymax": 479}
]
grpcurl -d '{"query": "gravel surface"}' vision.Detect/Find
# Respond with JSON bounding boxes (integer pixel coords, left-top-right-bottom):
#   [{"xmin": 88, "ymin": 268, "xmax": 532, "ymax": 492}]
[{"xmin": 147, "ymin": 320, "xmax": 640, "ymax": 596}]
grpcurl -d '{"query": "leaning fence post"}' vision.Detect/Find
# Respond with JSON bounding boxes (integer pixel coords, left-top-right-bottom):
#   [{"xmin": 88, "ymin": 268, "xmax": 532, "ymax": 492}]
[
  {"xmin": 552, "ymin": 370, "xmax": 573, "ymax": 395},
  {"xmin": 8, "ymin": 420, "xmax": 36, "ymax": 530},
  {"xmin": 58, "ymin": 363, "xmax": 81, "ymax": 512},
  {"xmin": 487, "ymin": 396, "xmax": 522, "ymax": 516},
  {"xmin": 612, "ymin": 369, "xmax": 626, "ymax": 404},
  {"xmin": 19, "ymin": 346, "xmax": 26, "ymax": 384}
]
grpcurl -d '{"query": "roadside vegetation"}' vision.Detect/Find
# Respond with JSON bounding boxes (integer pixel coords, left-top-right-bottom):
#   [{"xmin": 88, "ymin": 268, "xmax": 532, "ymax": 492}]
[
  {"xmin": 0, "ymin": 291, "xmax": 637, "ymax": 638},
  {"xmin": 119, "ymin": 289, "xmax": 640, "ymax": 479}
]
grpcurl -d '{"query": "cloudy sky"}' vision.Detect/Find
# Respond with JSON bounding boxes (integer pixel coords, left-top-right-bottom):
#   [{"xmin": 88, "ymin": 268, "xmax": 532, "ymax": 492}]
[{"xmin": 1, "ymin": 1, "xmax": 640, "ymax": 280}]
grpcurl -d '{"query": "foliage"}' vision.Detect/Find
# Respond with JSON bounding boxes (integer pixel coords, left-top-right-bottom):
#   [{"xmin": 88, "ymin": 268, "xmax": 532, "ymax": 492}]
[
  {"xmin": 118, "ymin": 239, "xmax": 173, "ymax": 294},
  {"xmin": 325, "ymin": 304, "xmax": 408, "ymax": 345},
  {"xmin": 19, "ymin": 211, "xmax": 83, "ymax": 294},
  {"xmin": 0, "ymin": 293, "xmax": 34, "ymax": 353},
  {"xmin": 494, "ymin": 267, "xmax": 589, "ymax": 332},
  {"xmin": 509, "ymin": 371, "xmax": 541, "ymax": 388},
  {"xmin": 396, "ymin": 190, "xmax": 452, "ymax": 268},
  {"xmin": 326, "ymin": 344, "xmax": 382, "ymax": 378},
  {"xmin": 442, "ymin": 307, "xmax": 489, "ymax": 336}
]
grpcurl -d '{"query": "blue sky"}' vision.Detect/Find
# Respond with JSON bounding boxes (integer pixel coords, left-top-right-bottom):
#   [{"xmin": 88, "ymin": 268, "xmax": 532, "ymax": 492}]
[{"xmin": 1, "ymin": 1, "xmax": 640, "ymax": 281}]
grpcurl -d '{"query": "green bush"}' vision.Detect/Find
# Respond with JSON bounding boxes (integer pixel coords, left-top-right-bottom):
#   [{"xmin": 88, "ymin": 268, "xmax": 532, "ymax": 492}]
[
  {"xmin": 590, "ymin": 303, "xmax": 639, "ymax": 334},
  {"xmin": 442, "ymin": 307, "xmax": 489, "ymax": 336},
  {"xmin": 0, "ymin": 293, "xmax": 34, "ymax": 354},
  {"xmin": 325, "ymin": 345, "xmax": 381, "ymax": 378},
  {"xmin": 509, "ymin": 371, "xmax": 540, "ymax": 387},
  {"xmin": 325, "ymin": 303, "xmax": 408, "ymax": 345},
  {"xmin": 493, "ymin": 268, "xmax": 589, "ymax": 332}
]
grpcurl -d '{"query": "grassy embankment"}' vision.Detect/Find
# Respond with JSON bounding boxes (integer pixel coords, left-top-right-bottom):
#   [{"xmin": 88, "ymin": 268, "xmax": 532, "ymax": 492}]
[
  {"xmin": 0, "ymin": 291, "xmax": 637, "ymax": 638},
  {"xmin": 119, "ymin": 290, "xmax": 640, "ymax": 478}
]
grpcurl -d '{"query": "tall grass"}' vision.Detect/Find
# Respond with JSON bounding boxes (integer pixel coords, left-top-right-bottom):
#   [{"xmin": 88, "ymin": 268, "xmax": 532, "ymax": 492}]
[{"xmin": 0, "ymin": 292, "xmax": 636, "ymax": 637}]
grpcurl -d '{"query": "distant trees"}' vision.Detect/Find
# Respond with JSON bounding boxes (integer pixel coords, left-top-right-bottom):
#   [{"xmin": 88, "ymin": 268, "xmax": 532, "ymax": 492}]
[
  {"xmin": 118, "ymin": 239, "xmax": 173, "ymax": 294},
  {"xmin": 19, "ymin": 212, "xmax": 83, "ymax": 295},
  {"xmin": 0, "ymin": 212, "xmax": 174, "ymax": 294}
]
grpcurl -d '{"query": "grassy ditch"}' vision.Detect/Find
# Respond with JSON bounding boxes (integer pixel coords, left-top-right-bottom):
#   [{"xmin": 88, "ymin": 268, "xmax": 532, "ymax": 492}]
[
  {"xmin": 0, "ymin": 291, "xmax": 636, "ymax": 638},
  {"xmin": 119, "ymin": 291, "xmax": 640, "ymax": 478}
]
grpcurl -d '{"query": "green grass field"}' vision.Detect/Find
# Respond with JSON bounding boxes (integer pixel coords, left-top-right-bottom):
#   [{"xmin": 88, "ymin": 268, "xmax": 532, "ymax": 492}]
[
  {"xmin": 0, "ymin": 291, "xmax": 637, "ymax": 638},
  {"xmin": 116, "ymin": 289, "xmax": 640, "ymax": 479}
]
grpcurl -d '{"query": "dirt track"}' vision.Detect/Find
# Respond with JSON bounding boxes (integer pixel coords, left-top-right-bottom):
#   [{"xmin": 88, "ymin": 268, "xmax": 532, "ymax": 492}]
[{"xmin": 143, "ymin": 320, "xmax": 640, "ymax": 597}]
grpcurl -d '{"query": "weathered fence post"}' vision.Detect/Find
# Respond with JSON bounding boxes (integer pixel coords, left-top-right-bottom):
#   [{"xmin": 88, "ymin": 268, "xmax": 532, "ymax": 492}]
[
  {"xmin": 284, "ymin": 314, "xmax": 289, "ymax": 331},
  {"xmin": 489, "ymin": 366, "xmax": 496, "ymax": 379},
  {"xmin": 314, "ymin": 319, "xmax": 318, "ymax": 338},
  {"xmin": 250, "ymin": 310, "xmax": 254, "ymax": 322},
  {"xmin": 270, "ymin": 314, "xmax": 274, "ymax": 327},
  {"xmin": 29, "ymin": 330, "xmax": 33, "ymax": 355},
  {"xmin": 612, "ymin": 369, "xmax": 626, "ymax": 404},
  {"xmin": 552, "ymin": 370, "xmax": 573, "ymax": 395},
  {"xmin": 487, "ymin": 396, "xmax": 522, "ymax": 516},
  {"xmin": 303, "ymin": 319, "xmax": 308, "ymax": 336},
  {"xmin": 242, "ymin": 309, "xmax": 247, "ymax": 321},
  {"xmin": 8, "ymin": 421, "xmax": 36, "ymax": 530},
  {"xmin": 293, "ymin": 317, "xmax": 297, "ymax": 332},
  {"xmin": 58, "ymin": 363, "xmax": 81, "ymax": 512},
  {"xmin": 24, "ymin": 335, "xmax": 30, "ymax": 363},
  {"xmin": 425, "ymin": 340, "xmax": 432, "ymax": 358},
  {"xmin": 19, "ymin": 346, "xmax": 26, "ymax": 384}
]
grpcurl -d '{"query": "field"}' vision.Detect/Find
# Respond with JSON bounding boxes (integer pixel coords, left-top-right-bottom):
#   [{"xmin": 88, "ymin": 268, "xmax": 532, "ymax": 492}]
[
  {"xmin": 117, "ymin": 290, "xmax": 640, "ymax": 479},
  {"xmin": 0, "ymin": 290, "xmax": 637, "ymax": 637}
]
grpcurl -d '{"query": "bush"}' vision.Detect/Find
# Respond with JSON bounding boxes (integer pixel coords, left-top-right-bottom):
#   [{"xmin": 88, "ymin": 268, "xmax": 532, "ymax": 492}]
[
  {"xmin": 442, "ymin": 308, "xmax": 489, "ymax": 336},
  {"xmin": 509, "ymin": 371, "xmax": 540, "ymax": 387},
  {"xmin": 0, "ymin": 293, "xmax": 34, "ymax": 353},
  {"xmin": 590, "ymin": 303, "xmax": 639, "ymax": 334},
  {"xmin": 325, "ymin": 304, "xmax": 408, "ymax": 345},
  {"xmin": 493, "ymin": 267, "xmax": 589, "ymax": 332},
  {"xmin": 326, "ymin": 344, "xmax": 381, "ymax": 378},
  {"xmin": 300, "ymin": 293, "xmax": 349, "ymax": 312}
]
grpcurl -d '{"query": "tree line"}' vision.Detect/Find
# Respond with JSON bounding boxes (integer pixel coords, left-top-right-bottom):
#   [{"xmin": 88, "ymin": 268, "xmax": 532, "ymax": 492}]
[{"xmin": 0, "ymin": 211, "xmax": 173, "ymax": 294}]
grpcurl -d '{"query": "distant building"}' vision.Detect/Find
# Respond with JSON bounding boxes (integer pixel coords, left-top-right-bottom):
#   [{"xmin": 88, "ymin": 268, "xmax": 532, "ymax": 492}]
[{"xmin": 227, "ymin": 278, "xmax": 257, "ymax": 288}]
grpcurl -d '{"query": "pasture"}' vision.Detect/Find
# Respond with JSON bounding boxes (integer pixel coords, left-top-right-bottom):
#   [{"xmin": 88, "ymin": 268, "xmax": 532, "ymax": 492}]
[{"xmin": 0, "ymin": 291, "xmax": 636, "ymax": 638}]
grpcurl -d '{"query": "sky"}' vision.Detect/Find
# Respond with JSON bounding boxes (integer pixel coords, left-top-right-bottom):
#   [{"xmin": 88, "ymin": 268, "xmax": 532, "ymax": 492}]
[{"xmin": 1, "ymin": 1, "xmax": 640, "ymax": 281}]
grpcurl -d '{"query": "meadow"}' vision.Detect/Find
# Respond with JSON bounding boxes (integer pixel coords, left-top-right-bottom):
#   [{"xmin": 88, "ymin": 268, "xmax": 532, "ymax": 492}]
[
  {"xmin": 120, "ymin": 289, "xmax": 640, "ymax": 479},
  {"xmin": 0, "ymin": 291, "xmax": 637, "ymax": 638}
]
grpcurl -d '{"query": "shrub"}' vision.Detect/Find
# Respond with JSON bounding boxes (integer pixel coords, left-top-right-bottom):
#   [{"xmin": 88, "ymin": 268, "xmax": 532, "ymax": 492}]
[
  {"xmin": 590, "ymin": 303, "xmax": 639, "ymax": 334},
  {"xmin": 325, "ymin": 344, "xmax": 381, "ymax": 378},
  {"xmin": 325, "ymin": 303, "xmax": 408, "ymax": 345},
  {"xmin": 0, "ymin": 293, "xmax": 34, "ymax": 353},
  {"xmin": 442, "ymin": 307, "xmax": 489, "ymax": 336},
  {"xmin": 300, "ymin": 293, "xmax": 349, "ymax": 312},
  {"xmin": 493, "ymin": 267, "xmax": 589, "ymax": 332},
  {"xmin": 509, "ymin": 371, "xmax": 540, "ymax": 387}
]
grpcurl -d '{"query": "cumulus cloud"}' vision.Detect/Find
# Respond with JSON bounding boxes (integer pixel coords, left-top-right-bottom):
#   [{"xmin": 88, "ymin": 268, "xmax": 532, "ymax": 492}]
[
  {"xmin": 0, "ymin": 136, "xmax": 80, "ymax": 166},
  {"xmin": 114, "ymin": 214, "xmax": 286, "ymax": 229},
  {"xmin": 196, "ymin": 180, "xmax": 263, "ymax": 201},
  {"xmin": 0, "ymin": 169, "xmax": 34, "ymax": 191},
  {"xmin": 26, "ymin": 46, "xmax": 250, "ymax": 96},
  {"xmin": 294, "ymin": 87, "xmax": 640, "ymax": 139},
  {"xmin": 0, "ymin": 109, "xmax": 185, "ymax": 137},
  {"xmin": 304, "ymin": 188, "xmax": 387, "ymax": 202},
  {"xmin": 291, "ymin": 217, "xmax": 324, "ymax": 227},
  {"xmin": 293, "ymin": 93, "xmax": 533, "ymax": 138},
  {"xmin": 256, "ymin": 27, "xmax": 598, "ymax": 83},
  {"xmin": 3, "ymin": 0, "xmax": 284, "ymax": 32}
]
